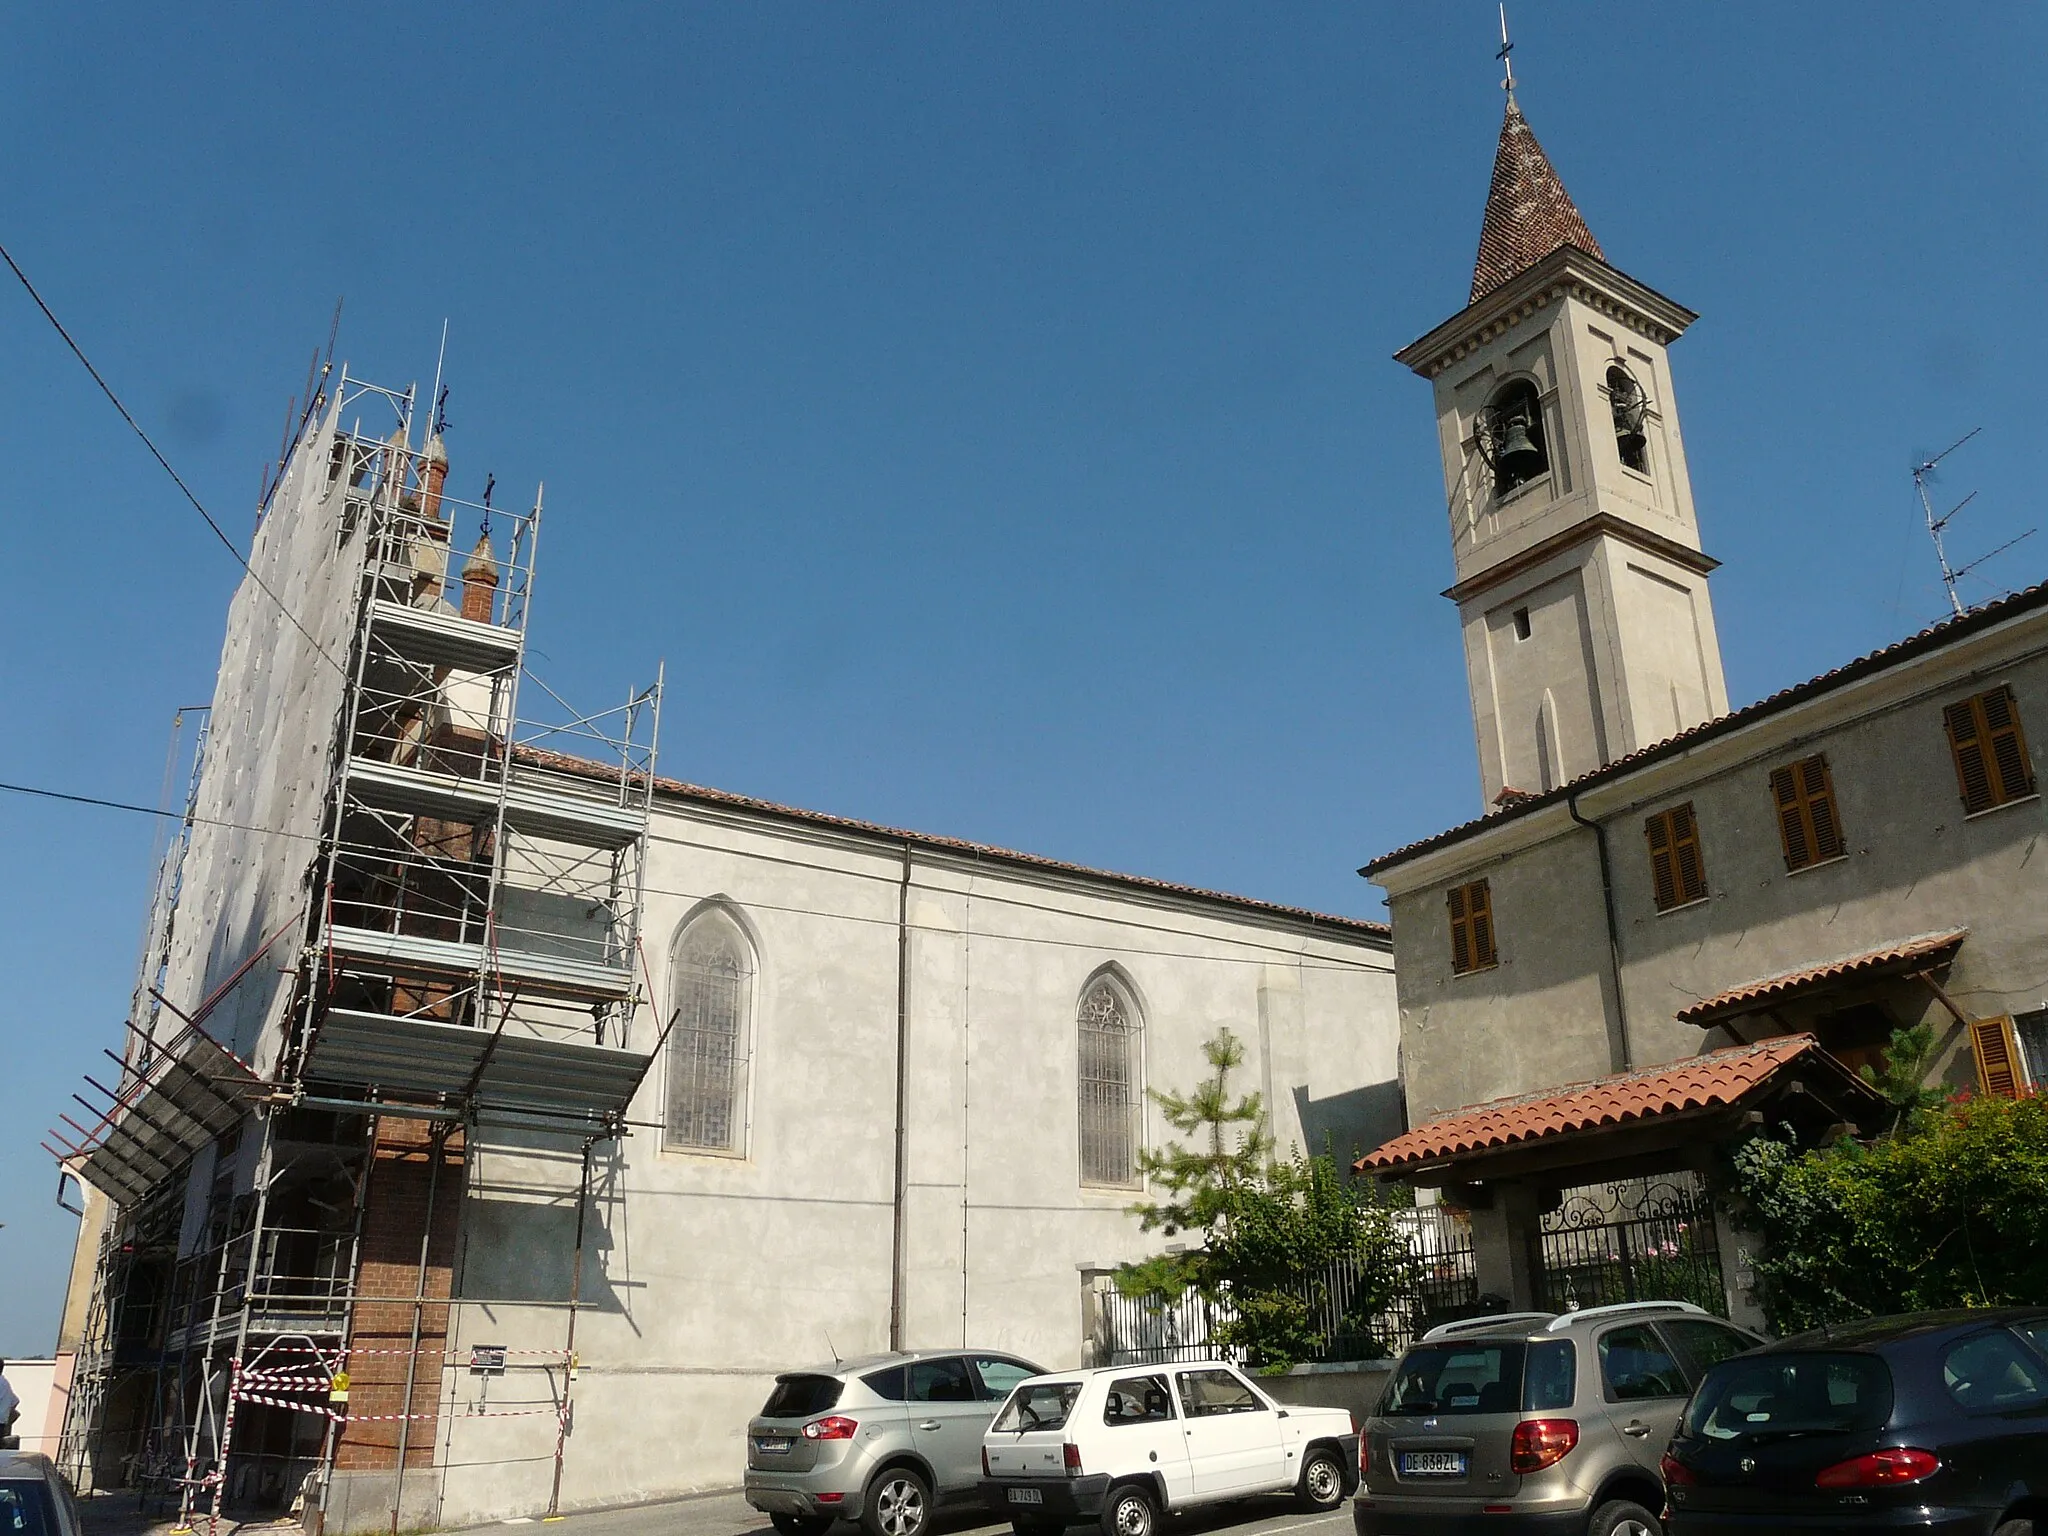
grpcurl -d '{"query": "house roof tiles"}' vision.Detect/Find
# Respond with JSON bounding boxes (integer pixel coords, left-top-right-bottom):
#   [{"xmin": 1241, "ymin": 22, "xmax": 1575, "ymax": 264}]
[
  {"xmin": 1674, "ymin": 930, "xmax": 1967, "ymax": 1026},
  {"xmin": 1364, "ymin": 580, "xmax": 2048, "ymax": 878},
  {"xmin": 1356, "ymin": 1035, "xmax": 1844, "ymax": 1174}
]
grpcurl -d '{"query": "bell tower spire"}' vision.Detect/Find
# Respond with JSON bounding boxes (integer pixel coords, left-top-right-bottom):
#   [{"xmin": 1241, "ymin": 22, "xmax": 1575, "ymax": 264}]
[{"xmin": 1396, "ymin": 74, "xmax": 1730, "ymax": 809}]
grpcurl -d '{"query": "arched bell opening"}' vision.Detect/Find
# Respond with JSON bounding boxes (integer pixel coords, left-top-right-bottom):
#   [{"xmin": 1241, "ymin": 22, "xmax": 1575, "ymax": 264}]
[
  {"xmin": 1478, "ymin": 379, "xmax": 1549, "ymax": 497},
  {"xmin": 1606, "ymin": 363, "xmax": 1651, "ymax": 473}
]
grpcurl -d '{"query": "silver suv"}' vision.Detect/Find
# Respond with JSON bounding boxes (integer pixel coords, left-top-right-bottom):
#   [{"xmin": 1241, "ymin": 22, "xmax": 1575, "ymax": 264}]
[
  {"xmin": 745, "ymin": 1350, "xmax": 1044, "ymax": 1536},
  {"xmin": 1354, "ymin": 1303, "xmax": 1764, "ymax": 1536}
]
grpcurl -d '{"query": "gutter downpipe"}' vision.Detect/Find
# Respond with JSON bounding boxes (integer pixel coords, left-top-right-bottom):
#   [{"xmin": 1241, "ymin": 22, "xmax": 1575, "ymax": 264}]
[
  {"xmin": 1566, "ymin": 789, "xmax": 1635, "ymax": 1073},
  {"xmin": 888, "ymin": 842, "xmax": 913, "ymax": 1352}
]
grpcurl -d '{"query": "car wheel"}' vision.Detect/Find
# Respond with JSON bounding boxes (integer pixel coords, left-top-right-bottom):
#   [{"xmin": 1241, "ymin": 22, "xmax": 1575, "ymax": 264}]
[
  {"xmin": 862, "ymin": 1468, "xmax": 931, "ymax": 1536},
  {"xmin": 1296, "ymin": 1447, "xmax": 1345, "ymax": 1511},
  {"xmin": 1588, "ymin": 1499, "xmax": 1663, "ymax": 1536},
  {"xmin": 1992, "ymin": 1524, "xmax": 2035, "ymax": 1536},
  {"xmin": 1099, "ymin": 1482, "xmax": 1157, "ymax": 1536},
  {"xmin": 771, "ymin": 1516, "xmax": 836, "ymax": 1536}
]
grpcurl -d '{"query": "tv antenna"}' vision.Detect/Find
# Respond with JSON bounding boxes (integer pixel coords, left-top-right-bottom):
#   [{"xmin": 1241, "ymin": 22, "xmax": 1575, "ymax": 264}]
[{"xmin": 1913, "ymin": 428, "xmax": 2032, "ymax": 617}]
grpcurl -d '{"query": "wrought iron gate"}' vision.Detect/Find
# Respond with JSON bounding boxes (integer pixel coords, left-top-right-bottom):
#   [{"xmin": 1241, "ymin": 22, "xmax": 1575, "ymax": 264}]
[{"xmin": 1531, "ymin": 1176, "xmax": 1727, "ymax": 1317}]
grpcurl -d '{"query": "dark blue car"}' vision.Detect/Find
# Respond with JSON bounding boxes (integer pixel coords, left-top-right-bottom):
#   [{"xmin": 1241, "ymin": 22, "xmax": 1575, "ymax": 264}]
[{"xmin": 1661, "ymin": 1308, "xmax": 2048, "ymax": 1534}]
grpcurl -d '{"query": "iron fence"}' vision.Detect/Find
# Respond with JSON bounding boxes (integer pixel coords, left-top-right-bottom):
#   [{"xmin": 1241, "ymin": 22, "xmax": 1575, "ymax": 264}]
[
  {"xmin": 1090, "ymin": 1204, "xmax": 1481, "ymax": 1366},
  {"xmin": 1530, "ymin": 1175, "xmax": 1727, "ymax": 1317}
]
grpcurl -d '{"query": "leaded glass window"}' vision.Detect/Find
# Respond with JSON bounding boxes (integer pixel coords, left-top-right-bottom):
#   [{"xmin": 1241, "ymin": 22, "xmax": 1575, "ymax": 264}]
[
  {"xmin": 1078, "ymin": 976, "xmax": 1140, "ymax": 1186},
  {"xmin": 666, "ymin": 909, "xmax": 754, "ymax": 1153}
]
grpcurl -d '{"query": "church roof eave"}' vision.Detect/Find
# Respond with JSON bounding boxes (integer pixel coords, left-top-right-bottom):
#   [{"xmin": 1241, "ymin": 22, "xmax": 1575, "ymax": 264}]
[{"xmin": 1392, "ymin": 243, "xmax": 1697, "ymax": 380}]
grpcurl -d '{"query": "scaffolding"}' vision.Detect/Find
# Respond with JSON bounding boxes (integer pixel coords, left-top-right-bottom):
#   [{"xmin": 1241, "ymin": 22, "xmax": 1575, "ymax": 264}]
[{"xmin": 48, "ymin": 365, "xmax": 664, "ymax": 1535}]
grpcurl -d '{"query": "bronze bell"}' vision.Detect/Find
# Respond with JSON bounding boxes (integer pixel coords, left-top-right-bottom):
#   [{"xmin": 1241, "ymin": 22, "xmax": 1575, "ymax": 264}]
[
  {"xmin": 1499, "ymin": 416, "xmax": 1543, "ymax": 479},
  {"xmin": 1617, "ymin": 421, "xmax": 1648, "ymax": 460}
]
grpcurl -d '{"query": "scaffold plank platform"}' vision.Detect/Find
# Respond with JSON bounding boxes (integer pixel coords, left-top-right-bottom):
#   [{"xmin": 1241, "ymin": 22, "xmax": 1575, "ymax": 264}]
[{"xmin": 304, "ymin": 1008, "xmax": 652, "ymax": 1126}]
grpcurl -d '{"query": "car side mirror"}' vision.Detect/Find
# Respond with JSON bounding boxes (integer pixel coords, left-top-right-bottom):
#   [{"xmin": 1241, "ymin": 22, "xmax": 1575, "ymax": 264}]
[{"xmin": 1275, "ymin": 1410, "xmax": 1289, "ymax": 1419}]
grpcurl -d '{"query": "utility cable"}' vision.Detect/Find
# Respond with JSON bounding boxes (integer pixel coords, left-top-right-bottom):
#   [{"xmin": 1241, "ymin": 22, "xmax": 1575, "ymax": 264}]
[
  {"xmin": 0, "ymin": 778, "xmax": 323, "ymax": 843},
  {"xmin": 0, "ymin": 238, "xmax": 347, "ymax": 675}
]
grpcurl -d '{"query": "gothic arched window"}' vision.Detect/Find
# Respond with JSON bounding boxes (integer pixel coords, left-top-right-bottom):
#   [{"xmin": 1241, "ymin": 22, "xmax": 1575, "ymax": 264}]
[
  {"xmin": 1481, "ymin": 380, "xmax": 1549, "ymax": 496},
  {"xmin": 1077, "ymin": 973, "xmax": 1142, "ymax": 1187},
  {"xmin": 665, "ymin": 906, "xmax": 755, "ymax": 1154}
]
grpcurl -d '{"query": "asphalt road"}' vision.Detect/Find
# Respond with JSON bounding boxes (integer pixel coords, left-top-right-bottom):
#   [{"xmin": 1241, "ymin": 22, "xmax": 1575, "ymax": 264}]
[{"xmin": 470, "ymin": 1489, "xmax": 1355, "ymax": 1536}]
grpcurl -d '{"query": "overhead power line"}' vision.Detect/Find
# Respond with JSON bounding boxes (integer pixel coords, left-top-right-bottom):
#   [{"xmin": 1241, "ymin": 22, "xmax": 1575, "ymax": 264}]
[{"xmin": 0, "ymin": 238, "xmax": 346, "ymax": 675}]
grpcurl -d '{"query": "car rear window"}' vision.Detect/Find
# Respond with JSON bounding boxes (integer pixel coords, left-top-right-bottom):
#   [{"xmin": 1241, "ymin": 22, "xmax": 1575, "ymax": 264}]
[
  {"xmin": 762, "ymin": 1374, "xmax": 844, "ymax": 1418},
  {"xmin": 0, "ymin": 1482, "xmax": 58, "ymax": 1536},
  {"xmin": 1683, "ymin": 1352, "xmax": 1892, "ymax": 1442},
  {"xmin": 992, "ymin": 1381, "xmax": 1083, "ymax": 1433},
  {"xmin": 1382, "ymin": 1342, "xmax": 1526, "ymax": 1416}
]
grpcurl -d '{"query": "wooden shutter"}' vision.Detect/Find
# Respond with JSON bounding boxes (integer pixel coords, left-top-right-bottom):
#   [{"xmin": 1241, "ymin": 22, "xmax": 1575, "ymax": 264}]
[
  {"xmin": 1467, "ymin": 880, "xmax": 1497, "ymax": 968},
  {"xmin": 1670, "ymin": 804, "xmax": 1707, "ymax": 903},
  {"xmin": 1945, "ymin": 698, "xmax": 1994, "ymax": 812},
  {"xmin": 1446, "ymin": 880, "xmax": 1496, "ymax": 974},
  {"xmin": 1771, "ymin": 755, "xmax": 1845, "ymax": 871},
  {"xmin": 1646, "ymin": 804, "xmax": 1707, "ymax": 909},
  {"xmin": 1970, "ymin": 1014, "xmax": 2024, "ymax": 1100},
  {"xmin": 1645, "ymin": 811, "xmax": 1679, "ymax": 910},
  {"xmin": 1980, "ymin": 686, "xmax": 2037, "ymax": 803}
]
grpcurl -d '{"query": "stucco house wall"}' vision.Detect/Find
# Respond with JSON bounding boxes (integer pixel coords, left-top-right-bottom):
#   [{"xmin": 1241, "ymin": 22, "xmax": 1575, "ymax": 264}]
[{"xmin": 1378, "ymin": 595, "xmax": 2048, "ymax": 1126}]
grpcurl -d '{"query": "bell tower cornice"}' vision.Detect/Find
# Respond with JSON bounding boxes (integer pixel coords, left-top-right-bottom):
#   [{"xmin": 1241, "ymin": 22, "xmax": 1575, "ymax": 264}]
[{"xmin": 1394, "ymin": 245, "xmax": 1699, "ymax": 381}]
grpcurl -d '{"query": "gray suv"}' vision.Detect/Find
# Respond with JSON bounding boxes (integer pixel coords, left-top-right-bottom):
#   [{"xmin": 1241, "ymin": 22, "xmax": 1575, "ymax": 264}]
[
  {"xmin": 1354, "ymin": 1303, "xmax": 1764, "ymax": 1536},
  {"xmin": 745, "ymin": 1350, "xmax": 1044, "ymax": 1536}
]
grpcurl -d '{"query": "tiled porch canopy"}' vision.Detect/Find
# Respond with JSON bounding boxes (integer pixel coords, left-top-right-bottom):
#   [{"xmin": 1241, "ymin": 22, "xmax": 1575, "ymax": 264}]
[
  {"xmin": 1673, "ymin": 929, "xmax": 1967, "ymax": 1027},
  {"xmin": 1356, "ymin": 1035, "xmax": 1885, "ymax": 1189}
]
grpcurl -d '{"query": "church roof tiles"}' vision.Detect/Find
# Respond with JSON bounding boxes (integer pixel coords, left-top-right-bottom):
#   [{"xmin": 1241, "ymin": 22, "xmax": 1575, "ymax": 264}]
[
  {"xmin": 1470, "ymin": 98, "xmax": 1604, "ymax": 303},
  {"xmin": 515, "ymin": 744, "xmax": 1391, "ymax": 942}
]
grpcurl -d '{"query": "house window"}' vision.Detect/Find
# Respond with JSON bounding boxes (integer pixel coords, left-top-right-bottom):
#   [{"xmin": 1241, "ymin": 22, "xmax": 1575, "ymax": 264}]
[
  {"xmin": 1512, "ymin": 607, "xmax": 1532, "ymax": 641},
  {"xmin": 1078, "ymin": 974, "xmax": 1142, "ymax": 1187},
  {"xmin": 1770, "ymin": 754, "xmax": 1846, "ymax": 871},
  {"xmin": 1944, "ymin": 685, "xmax": 2036, "ymax": 814},
  {"xmin": 1447, "ymin": 879, "xmax": 1498, "ymax": 974},
  {"xmin": 665, "ymin": 906, "xmax": 755, "ymax": 1153},
  {"xmin": 2014, "ymin": 1007, "xmax": 2048, "ymax": 1089},
  {"xmin": 1644, "ymin": 803, "xmax": 1708, "ymax": 911}
]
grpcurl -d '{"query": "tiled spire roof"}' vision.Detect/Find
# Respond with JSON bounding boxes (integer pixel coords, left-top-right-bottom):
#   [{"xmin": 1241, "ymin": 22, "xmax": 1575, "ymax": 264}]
[{"xmin": 1470, "ymin": 97, "xmax": 1604, "ymax": 303}]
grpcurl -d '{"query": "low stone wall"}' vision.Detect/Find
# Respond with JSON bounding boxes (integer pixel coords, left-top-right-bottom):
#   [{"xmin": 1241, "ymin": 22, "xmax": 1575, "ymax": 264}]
[{"xmin": 1259, "ymin": 1360, "xmax": 1392, "ymax": 1425}]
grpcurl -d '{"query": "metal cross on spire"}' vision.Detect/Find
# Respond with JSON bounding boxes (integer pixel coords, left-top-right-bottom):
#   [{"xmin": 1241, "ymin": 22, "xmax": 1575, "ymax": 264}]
[{"xmin": 1497, "ymin": 3, "xmax": 1517, "ymax": 98}]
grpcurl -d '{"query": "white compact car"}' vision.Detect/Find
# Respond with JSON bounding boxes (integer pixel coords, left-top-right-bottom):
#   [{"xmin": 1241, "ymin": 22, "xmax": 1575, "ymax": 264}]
[{"xmin": 978, "ymin": 1360, "xmax": 1359, "ymax": 1536}]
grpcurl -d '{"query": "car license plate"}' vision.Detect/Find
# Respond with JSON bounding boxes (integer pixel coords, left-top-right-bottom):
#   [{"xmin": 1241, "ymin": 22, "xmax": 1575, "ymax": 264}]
[
  {"xmin": 1007, "ymin": 1488, "xmax": 1044, "ymax": 1506},
  {"xmin": 1398, "ymin": 1451, "xmax": 1467, "ymax": 1477},
  {"xmin": 756, "ymin": 1436, "xmax": 793, "ymax": 1456}
]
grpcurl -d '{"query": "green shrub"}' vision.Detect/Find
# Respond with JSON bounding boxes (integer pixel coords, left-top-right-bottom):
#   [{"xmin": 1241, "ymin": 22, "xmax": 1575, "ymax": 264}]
[{"xmin": 1730, "ymin": 1089, "xmax": 2048, "ymax": 1333}]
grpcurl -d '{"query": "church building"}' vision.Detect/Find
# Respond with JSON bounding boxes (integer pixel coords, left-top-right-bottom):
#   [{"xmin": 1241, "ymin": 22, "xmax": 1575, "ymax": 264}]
[{"xmin": 46, "ymin": 308, "xmax": 1399, "ymax": 1527}]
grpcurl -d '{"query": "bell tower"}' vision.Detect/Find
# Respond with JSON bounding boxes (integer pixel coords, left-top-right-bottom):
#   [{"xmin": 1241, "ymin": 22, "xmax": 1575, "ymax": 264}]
[{"xmin": 1397, "ymin": 91, "xmax": 1729, "ymax": 808}]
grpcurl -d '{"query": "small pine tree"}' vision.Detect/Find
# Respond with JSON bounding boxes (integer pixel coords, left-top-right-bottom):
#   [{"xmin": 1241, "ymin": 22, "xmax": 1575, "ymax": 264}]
[
  {"xmin": 1858, "ymin": 1024, "xmax": 1949, "ymax": 1135},
  {"xmin": 1115, "ymin": 1028, "xmax": 1413, "ymax": 1369}
]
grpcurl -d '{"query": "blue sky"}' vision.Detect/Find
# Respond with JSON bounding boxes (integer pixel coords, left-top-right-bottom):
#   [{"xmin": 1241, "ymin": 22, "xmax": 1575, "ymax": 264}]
[{"xmin": 2, "ymin": 4, "xmax": 2043, "ymax": 1353}]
